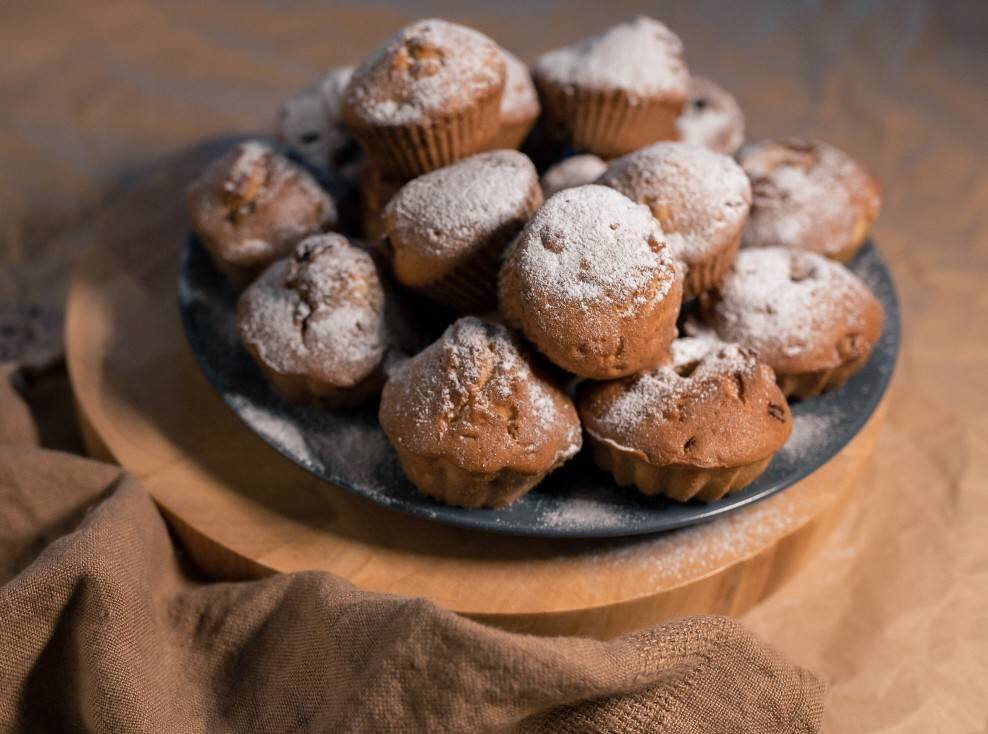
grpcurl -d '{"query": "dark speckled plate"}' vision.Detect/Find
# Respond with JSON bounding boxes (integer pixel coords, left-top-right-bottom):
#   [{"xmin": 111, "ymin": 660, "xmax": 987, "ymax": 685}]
[{"xmin": 178, "ymin": 237, "xmax": 899, "ymax": 538}]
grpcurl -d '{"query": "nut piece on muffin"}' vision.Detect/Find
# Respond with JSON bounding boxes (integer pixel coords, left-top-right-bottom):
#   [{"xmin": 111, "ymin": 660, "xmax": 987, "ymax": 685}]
[
  {"xmin": 702, "ymin": 247, "xmax": 884, "ymax": 398},
  {"xmin": 532, "ymin": 16, "xmax": 690, "ymax": 158},
  {"xmin": 342, "ymin": 19, "xmax": 506, "ymax": 179},
  {"xmin": 499, "ymin": 184, "xmax": 683, "ymax": 379},
  {"xmin": 597, "ymin": 142, "xmax": 751, "ymax": 298},
  {"xmin": 379, "ymin": 317, "xmax": 582, "ymax": 508},
  {"xmin": 237, "ymin": 233, "xmax": 411, "ymax": 406},
  {"xmin": 277, "ymin": 67, "xmax": 357, "ymax": 170},
  {"xmin": 383, "ymin": 149, "xmax": 542, "ymax": 313},
  {"xmin": 579, "ymin": 337, "xmax": 792, "ymax": 502},
  {"xmin": 739, "ymin": 138, "xmax": 881, "ymax": 262},
  {"xmin": 675, "ymin": 75, "xmax": 745, "ymax": 156},
  {"xmin": 188, "ymin": 141, "xmax": 338, "ymax": 286},
  {"xmin": 486, "ymin": 49, "xmax": 540, "ymax": 150},
  {"xmin": 540, "ymin": 154, "xmax": 608, "ymax": 198}
]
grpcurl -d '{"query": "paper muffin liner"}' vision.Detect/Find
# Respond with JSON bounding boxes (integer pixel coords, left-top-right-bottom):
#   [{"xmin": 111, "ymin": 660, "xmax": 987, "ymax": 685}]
[
  {"xmin": 536, "ymin": 82, "xmax": 685, "ymax": 158},
  {"xmin": 588, "ymin": 436, "xmax": 774, "ymax": 503},
  {"xmin": 681, "ymin": 231, "xmax": 742, "ymax": 300},
  {"xmin": 411, "ymin": 183, "xmax": 542, "ymax": 314},
  {"xmin": 393, "ymin": 446, "xmax": 547, "ymax": 508},
  {"xmin": 775, "ymin": 346, "xmax": 876, "ymax": 399},
  {"xmin": 350, "ymin": 91, "xmax": 502, "ymax": 180},
  {"xmin": 484, "ymin": 114, "xmax": 538, "ymax": 151}
]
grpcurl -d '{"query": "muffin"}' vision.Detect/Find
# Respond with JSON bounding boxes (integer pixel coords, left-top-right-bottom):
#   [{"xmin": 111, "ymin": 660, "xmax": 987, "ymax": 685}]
[
  {"xmin": 499, "ymin": 184, "xmax": 683, "ymax": 379},
  {"xmin": 486, "ymin": 49, "xmax": 540, "ymax": 150},
  {"xmin": 277, "ymin": 67, "xmax": 358, "ymax": 170},
  {"xmin": 540, "ymin": 154, "xmax": 608, "ymax": 198},
  {"xmin": 532, "ymin": 17, "xmax": 690, "ymax": 158},
  {"xmin": 739, "ymin": 138, "xmax": 882, "ymax": 262},
  {"xmin": 579, "ymin": 337, "xmax": 792, "ymax": 502},
  {"xmin": 237, "ymin": 233, "xmax": 410, "ymax": 406},
  {"xmin": 384, "ymin": 150, "xmax": 542, "ymax": 313},
  {"xmin": 187, "ymin": 141, "xmax": 338, "ymax": 286},
  {"xmin": 359, "ymin": 162, "xmax": 406, "ymax": 246},
  {"xmin": 675, "ymin": 75, "xmax": 745, "ymax": 156},
  {"xmin": 597, "ymin": 142, "xmax": 751, "ymax": 298},
  {"xmin": 702, "ymin": 247, "xmax": 884, "ymax": 398},
  {"xmin": 342, "ymin": 19, "xmax": 506, "ymax": 179},
  {"xmin": 379, "ymin": 317, "xmax": 582, "ymax": 508}
]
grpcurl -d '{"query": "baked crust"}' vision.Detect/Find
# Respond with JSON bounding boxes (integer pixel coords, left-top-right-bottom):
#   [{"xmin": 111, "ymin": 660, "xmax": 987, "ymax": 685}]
[
  {"xmin": 379, "ymin": 317, "xmax": 582, "ymax": 507},
  {"xmin": 739, "ymin": 138, "xmax": 881, "ymax": 262},
  {"xmin": 187, "ymin": 141, "xmax": 337, "ymax": 286}
]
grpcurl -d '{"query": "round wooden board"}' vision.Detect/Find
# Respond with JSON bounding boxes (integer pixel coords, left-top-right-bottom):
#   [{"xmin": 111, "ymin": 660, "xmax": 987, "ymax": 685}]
[{"xmin": 66, "ymin": 234, "xmax": 885, "ymax": 640}]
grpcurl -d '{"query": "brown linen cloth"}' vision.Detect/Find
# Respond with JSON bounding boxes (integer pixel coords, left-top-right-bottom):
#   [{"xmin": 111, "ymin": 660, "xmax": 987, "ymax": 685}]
[
  {"xmin": 0, "ymin": 382, "xmax": 823, "ymax": 732},
  {"xmin": 3, "ymin": 1, "xmax": 988, "ymax": 731}
]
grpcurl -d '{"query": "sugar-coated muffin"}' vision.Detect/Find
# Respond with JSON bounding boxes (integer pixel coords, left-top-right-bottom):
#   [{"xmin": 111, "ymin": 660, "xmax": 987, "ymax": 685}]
[
  {"xmin": 237, "ymin": 233, "xmax": 411, "ymax": 406},
  {"xmin": 532, "ymin": 17, "xmax": 690, "ymax": 158},
  {"xmin": 499, "ymin": 185, "xmax": 683, "ymax": 379},
  {"xmin": 486, "ymin": 49, "xmax": 540, "ymax": 150},
  {"xmin": 675, "ymin": 76, "xmax": 745, "ymax": 156},
  {"xmin": 540, "ymin": 154, "xmax": 608, "ymax": 198},
  {"xmin": 597, "ymin": 142, "xmax": 751, "ymax": 298},
  {"xmin": 188, "ymin": 141, "xmax": 338, "ymax": 286},
  {"xmin": 384, "ymin": 150, "xmax": 542, "ymax": 313},
  {"xmin": 379, "ymin": 317, "xmax": 582, "ymax": 508},
  {"xmin": 739, "ymin": 138, "xmax": 881, "ymax": 262},
  {"xmin": 703, "ymin": 247, "xmax": 884, "ymax": 398},
  {"xmin": 579, "ymin": 337, "xmax": 792, "ymax": 502},
  {"xmin": 359, "ymin": 162, "xmax": 405, "ymax": 245},
  {"xmin": 342, "ymin": 19, "xmax": 506, "ymax": 179},
  {"xmin": 277, "ymin": 67, "xmax": 357, "ymax": 170}
]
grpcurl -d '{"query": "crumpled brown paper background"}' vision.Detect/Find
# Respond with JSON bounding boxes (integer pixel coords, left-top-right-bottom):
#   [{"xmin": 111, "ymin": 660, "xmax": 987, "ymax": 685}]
[{"xmin": 2, "ymin": 1, "xmax": 987, "ymax": 731}]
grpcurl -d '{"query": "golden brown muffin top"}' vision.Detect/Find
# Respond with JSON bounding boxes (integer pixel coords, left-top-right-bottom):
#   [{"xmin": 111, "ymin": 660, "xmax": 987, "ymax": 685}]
[
  {"xmin": 277, "ymin": 67, "xmax": 355, "ymax": 168},
  {"xmin": 579, "ymin": 337, "xmax": 792, "ymax": 468},
  {"xmin": 237, "ymin": 233, "xmax": 397, "ymax": 389},
  {"xmin": 533, "ymin": 16, "xmax": 689, "ymax": 99},
  {"xmin": 499, "ymin": 184, "xmax": 682, "ymax": 379},
  {"xmin": 597, "ymin": 142, "xmax": 751, "ymax": 267},
  {"xmin": 379, "ymin": 317, "xmax": 582, "ymax": 476},
  {"xmin": 499, "ymin": 49, "xmax": 539, "ymax": 125},
  {"xmin": 739, "ymin": 138, "xmax": 881, "ymax": 259},
  {"xmin": 675, "ymin": 75, "xmax": 746, "ymax": 156},
  {"xmin": 342, "ymin": 19, "xmax": 505, "ymax": 127},
  {"xmin": 187, "ymin": 141, "xmax": 337, "ymax": 269},
  {"xmin": 540, "ymin": 154, "xmax": 608, "ymax": 198},
  {"xmin": 383, "ymin": 150, "xmax": 541, "ymax": 285},
  {"xmin": 705, "ymin": 247, "xmax": 884, "ymax": 375}
]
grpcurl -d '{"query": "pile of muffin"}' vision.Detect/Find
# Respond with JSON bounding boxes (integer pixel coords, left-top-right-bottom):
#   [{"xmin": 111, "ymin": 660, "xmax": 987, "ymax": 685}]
[{"xmin": 187, "ymin": 17, "xmax": 884, "ymax": 510}]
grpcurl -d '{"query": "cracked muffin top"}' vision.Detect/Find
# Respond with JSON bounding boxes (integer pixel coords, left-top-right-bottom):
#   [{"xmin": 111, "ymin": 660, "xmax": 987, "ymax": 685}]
[
  {"xmin": 379, "ymin": 317, "xmax": 582, "ymax": 475},
  {"xmin": 578, "ymin": 337, "xmax": 791, "ymax": 468},
  {"xmin": 236, "ymin": 233, "xmax": 396, "ymax": 389},
  {"xmin": 187, "ymin": 141, "xmax": 338, "ymax": 283}
]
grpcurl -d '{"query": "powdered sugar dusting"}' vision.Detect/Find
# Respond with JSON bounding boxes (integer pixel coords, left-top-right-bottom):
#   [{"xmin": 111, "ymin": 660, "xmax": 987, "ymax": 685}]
[
  {"xmin": 779, "ymin": 412, "xmax": 837, "ymax": 461},
  {"xmin": 541, "ymin": 497, "xmax": 629, "ymax": 530},
  {"xmin": 344, "ymin": 19, "xmax": 504, "ymax": 126},
  {"xmin": 540, "ymin": 154, "xmax": 608, "ymax": 198},
  {"xmin": 598, "ymin": 142, "xmax": 751, "ymax": 262},
  {"xmin": 534, "ymin": 16, "xmax": 689, "ymax": 98},
  {"xmin": 712, "ymin": 247, "xmax": 870, "ymax": 360},
  {"xmin": 675, "ymin": 75, "xmax": 745, "ymax": 156},
  {"xmin": 237, "ymin": 234, "xmax": 389, "ymax": 386},
  {"xmin": 511, "ymin": 184, "xmax": 675, "ymax": 307},
  {"xmin": 385, "ymin": 150, "xmax": 538, "ymax": 265},
  {"xmin": 277, "ymin": 67, "xmax": 354, "ymax": 167},
  {"xmin": 500, "ymin": 49, "xmax": 539, "ymax": 121}
]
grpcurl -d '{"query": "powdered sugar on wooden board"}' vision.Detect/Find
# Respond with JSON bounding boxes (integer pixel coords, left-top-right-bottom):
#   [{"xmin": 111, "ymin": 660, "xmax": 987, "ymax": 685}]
[{"xmin": 534, "ymin": 16, "xmax": 689, "ymax": 97}]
